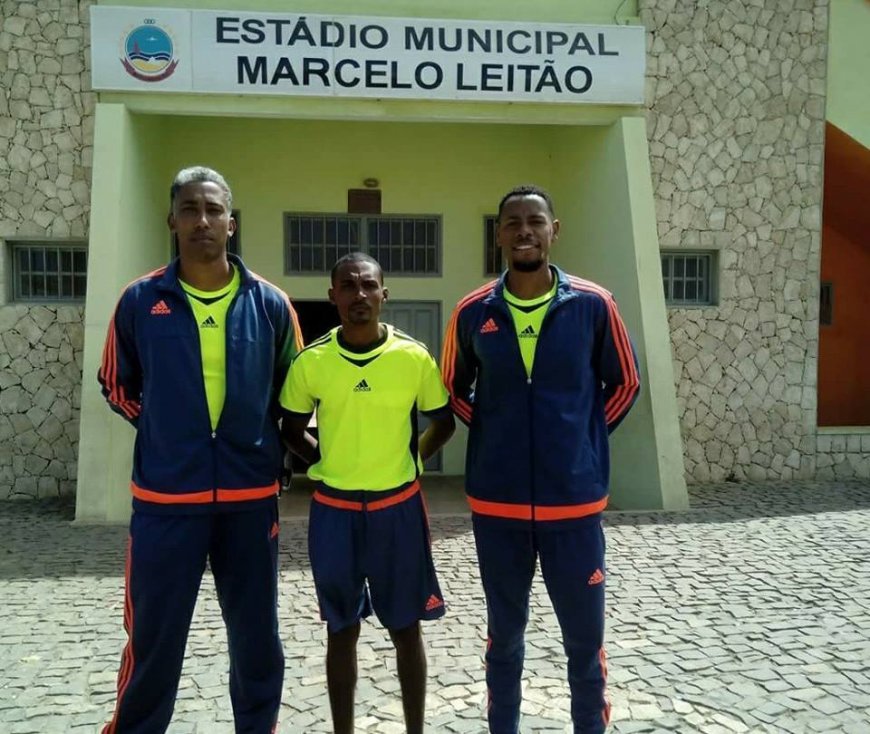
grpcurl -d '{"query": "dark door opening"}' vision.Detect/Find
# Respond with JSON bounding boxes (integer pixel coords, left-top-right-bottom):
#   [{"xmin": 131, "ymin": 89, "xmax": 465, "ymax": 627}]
[
  {"xmin": 294, "ymin": 299, "xmax": 340, "ymax": 344},
  {"xmin": 287, "ymin": 301, "xmax": 339, "ymax": 475}
]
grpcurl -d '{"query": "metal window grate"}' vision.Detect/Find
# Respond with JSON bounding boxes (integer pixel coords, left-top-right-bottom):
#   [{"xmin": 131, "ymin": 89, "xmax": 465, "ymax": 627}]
[
  {"xmin": 483, "ymin": 215, "xmax": 503, "ymax": 276},
  {"xmin": 367, "ymin": 216, "xmax": 439, "ymax": 274},
  {"xmin": 284, "ymin": 213, "xmax": 440, "ymax": 275},
  {"xmin": 284, "ymin": 214, "xmax": 360, "ymax": 273},
  {"xmin": 661, "ymin": 252, "xmax": 714, "ymax": 306},
  {"xmin": 13, "ymin": 243, "xmax": 88, "ymax": 302}
]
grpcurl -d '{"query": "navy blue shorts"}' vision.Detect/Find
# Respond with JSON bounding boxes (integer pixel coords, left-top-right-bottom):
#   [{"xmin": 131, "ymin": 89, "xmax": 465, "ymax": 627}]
[{"xmin": 308, "ymin": 481, "xmax": 445, "ymax": 633}]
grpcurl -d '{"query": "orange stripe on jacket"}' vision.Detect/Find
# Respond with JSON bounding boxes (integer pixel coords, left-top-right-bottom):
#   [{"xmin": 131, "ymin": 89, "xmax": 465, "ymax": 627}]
[
  {"xmin": 216, "ymin": 484, "xmax": 279, "ymax": 502},
  {"xmin": 568, "ymin": 277, "xmax": 639, "ymax": 425},
  {"xmin": 467, "ymin": 496, "xmax": 607, "ymax": 520},
  {"xmin": 99, "ymin": 268, "xmax": 167, "ymax": 420},
  {"xmin": 441, "ymin": 306, "xmax": 473, "ymax": 422},
  {"xmin": 249, "ymin": 271, "xmax": 304, "ymax": 352},
  {"xmin": 441, "ymin": 284, "xmax": 495, "ymax": 422},
  {"xmin": 131, "ymin": 482, "xmax": 278, "ymax": 504},
  {"xmin": 100, "ymin": 315, "xmax": 139, "ymax": 420}
]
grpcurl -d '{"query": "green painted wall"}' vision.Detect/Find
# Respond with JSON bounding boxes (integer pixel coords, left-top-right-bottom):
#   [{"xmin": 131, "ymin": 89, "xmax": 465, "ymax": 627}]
[
  {"xmin": 93, "ymin": 115, "xmax": 560, "ymax": 488},
  {"xmin": 828, "ymin": 0, "xmax": 870, "ymax": 146},
  {"xmin": 76, "ymin": 105, "xmax": 168, "ymax": 521},
  {"xmin": 549, "ymin": 119, "xmax": 687, "ymax": 509}
]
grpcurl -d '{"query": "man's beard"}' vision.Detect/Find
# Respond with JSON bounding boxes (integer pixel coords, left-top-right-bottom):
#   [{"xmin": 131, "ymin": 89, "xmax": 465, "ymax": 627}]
[{"xmin": 512, "ymin": 256, "xmax": 546, "ymax": 273}]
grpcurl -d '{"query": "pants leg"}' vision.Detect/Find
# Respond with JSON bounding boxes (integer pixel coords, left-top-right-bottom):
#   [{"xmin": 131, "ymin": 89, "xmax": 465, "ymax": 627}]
[
  {"xmin": 210, "ymin": 501, "xmax": 284, "ymax": 734},
  {"xmin": 538, "ymin": 518, "xmax": 609, "ymax": 734},
  {"xmin": 365, "ymin": 491, "xmax": 445, "ymax": 630},
  {"xmin": 472, "ymin": 518, "xmax": 537, "ymax": 734},
  {"xmin": 103, "ymin": 512, "xmax": 210, "ymax": 734}
]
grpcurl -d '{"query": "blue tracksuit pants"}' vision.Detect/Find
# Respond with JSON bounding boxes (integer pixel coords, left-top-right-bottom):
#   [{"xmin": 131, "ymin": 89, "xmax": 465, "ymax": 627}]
[
  {"xmin": 473, "ymin": 514, "xmax": 609, "ymax": 734},
  {"xmin": 103, "ymin": 501, "xmax": 284, "ymax": 733}
]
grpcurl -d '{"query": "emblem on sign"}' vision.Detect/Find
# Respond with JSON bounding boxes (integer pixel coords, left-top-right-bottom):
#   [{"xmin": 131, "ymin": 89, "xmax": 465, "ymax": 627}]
[{"xmin": 121, "ymin": 19, "xmax": 179, "ymax": 82}]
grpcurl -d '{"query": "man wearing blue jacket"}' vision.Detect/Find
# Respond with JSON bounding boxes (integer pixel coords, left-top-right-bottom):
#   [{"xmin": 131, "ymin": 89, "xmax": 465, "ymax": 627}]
[
  {"xmin": 98, "ymin": 166, "xmax": 302, "ymax": 733},
  {"xmin": 442, "ymin": 185, "xmax": 640, "ymax": 734}
]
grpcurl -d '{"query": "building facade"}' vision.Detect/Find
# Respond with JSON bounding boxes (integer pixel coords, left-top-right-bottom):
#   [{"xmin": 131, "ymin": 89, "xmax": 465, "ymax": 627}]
[{"xmin": 1, "ymin": 0, "xmax": 867, "ymax": 515}]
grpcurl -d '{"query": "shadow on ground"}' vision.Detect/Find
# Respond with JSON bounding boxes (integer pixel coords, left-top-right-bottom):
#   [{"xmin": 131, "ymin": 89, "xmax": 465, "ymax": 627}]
[{"xmin": 2, "ymin": 479, "xmax": 869, "ymax": 579}]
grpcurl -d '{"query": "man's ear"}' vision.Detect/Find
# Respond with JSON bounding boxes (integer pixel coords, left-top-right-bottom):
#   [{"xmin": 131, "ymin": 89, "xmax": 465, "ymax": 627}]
[
  {"xmin": 552, "ymin": 219, "xmax": 560, "ymax": 240},
  {"xmin": 167, "ymin": 212, "xmax": 175, "ymax": 232},
  {"xmin": 328, "ymin": 287, "xmax": 336, "ymax": 305},
  {"xmin": 382, "ymin": 287, "xmax": 389, "ymax": 301},
  {"xmin": 227, "ymin": 216, "xmax": 237, "ymax": 237}
]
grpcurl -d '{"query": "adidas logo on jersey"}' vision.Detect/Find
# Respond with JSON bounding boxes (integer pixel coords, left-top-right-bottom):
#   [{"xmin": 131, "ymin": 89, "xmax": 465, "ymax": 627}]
[
  {"xmin": 150, "ymin": 300, "xmax": 171, "ymax": 316},
  {"xmin": 480, "ymin": 318, "xmax": 499, "ymax": 334},
  {"xmin": 519, "ymin": 325, "xmax": 537, "ymax": 338},
  {"xmin": 200, "ymin": 316, "xmax": 218, "ymax": 328},
  {"xmin": 353, "ymin": 379, "xmax": 371, "ymax": 392}
]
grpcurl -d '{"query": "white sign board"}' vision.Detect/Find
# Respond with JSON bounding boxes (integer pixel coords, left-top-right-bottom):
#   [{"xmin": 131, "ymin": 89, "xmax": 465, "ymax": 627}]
[{"xmin": 91, "ymin": 6, "xmax": 645, "ymax": 105}]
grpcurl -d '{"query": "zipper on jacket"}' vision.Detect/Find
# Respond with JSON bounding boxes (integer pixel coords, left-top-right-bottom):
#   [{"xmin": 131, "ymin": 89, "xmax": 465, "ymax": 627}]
[
  {"xmin": 160, "ymin": 259, "xmax": 254, "ymax": 505},
  {"xmin": 176, "ymin": 288, "xmax": 220, "ymax": 502},
  {"xmin": 527, "ymin": 375, "xmax": 535, "ymax": 523},
  {"xmin": 208, "ymin": 284, "xmax": 248, "ymax": 502},
  {"xmin": 526, "ymin": 292, "xmax": 568, "ymax": 524}
]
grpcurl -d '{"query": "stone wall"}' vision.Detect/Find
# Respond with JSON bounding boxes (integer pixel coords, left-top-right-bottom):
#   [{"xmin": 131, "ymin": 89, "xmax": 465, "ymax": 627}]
[
  {"xmin": 815, "ymin": 432, "xmax": 870, "ymax": 480},
  {"xmin": 640, "ymin": 0, "xmax": 829, "ymax": 481},
  {"xmin": 0, "ymin": 305, "xmax": 84, "ymax": 499},
  {"xmin": 0, "ymin": 0, "xmax": 94, "ymax": 241},
  {"xmin": 0, "ymin": 0, "xmax": 92, "ymax": 498}
]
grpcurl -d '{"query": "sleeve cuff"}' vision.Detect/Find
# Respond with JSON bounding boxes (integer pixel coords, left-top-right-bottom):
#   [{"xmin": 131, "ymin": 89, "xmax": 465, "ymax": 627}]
[
  {"xmin": 420, "ymin": 402, "xmax": 452, "ymax": 419},
  {"xmin": 280, "ymin": 408, "xmax": 314, "ymax": 421}
]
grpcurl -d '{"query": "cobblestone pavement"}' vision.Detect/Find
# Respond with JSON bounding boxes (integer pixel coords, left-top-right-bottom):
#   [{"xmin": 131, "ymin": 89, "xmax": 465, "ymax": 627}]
[{"xmin": 1, "ymin": 480, "xmax": 869, "ymax": 733}]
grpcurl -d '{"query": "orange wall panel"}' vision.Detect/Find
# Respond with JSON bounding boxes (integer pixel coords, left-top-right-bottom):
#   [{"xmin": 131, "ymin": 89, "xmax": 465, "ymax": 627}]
[{"xmin": 818, "ymin": 224, "xmax": 870, "ymax": 425}]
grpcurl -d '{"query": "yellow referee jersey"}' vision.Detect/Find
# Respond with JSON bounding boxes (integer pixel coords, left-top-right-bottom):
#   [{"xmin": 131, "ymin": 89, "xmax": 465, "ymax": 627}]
[{"xmin": 279, "ymin": 324, "xmax": 449, "ymax": 491}]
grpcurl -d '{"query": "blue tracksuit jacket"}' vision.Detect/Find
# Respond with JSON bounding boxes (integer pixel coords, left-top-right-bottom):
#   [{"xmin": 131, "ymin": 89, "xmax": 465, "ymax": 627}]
[
  {"xmin": 98, "ymin": 254, "xmax": 302, "ymax": 512},
  {"xmin": 442, "ymin": 266, "xmax": 640, "ymax": 523}
]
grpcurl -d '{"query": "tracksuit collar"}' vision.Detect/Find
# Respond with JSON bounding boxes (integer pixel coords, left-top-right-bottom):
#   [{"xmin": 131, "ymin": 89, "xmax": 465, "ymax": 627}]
[
  {"xmin": 488, "ymin": 264, "xmax": 575, "ymax": 306},
  {"xmin": 157, "ymin": 253, "xmax": 253, "ymax": 293}
]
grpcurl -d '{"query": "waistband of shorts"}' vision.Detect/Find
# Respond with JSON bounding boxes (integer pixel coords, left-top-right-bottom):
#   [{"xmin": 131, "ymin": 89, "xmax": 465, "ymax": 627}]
[{"xmin": 313, "ymin": 480, "xmax": 420, "ymax": 511}]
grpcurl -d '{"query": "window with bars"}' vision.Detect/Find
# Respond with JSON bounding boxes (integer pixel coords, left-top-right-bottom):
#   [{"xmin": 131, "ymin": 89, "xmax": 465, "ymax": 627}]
[
  {"xmin": 284, "ymin": 213, "xmax": 440, "ymax": 275},
  {"xmin": 661, "ymin": 251, "xmax": 715, "ymax": 306},
  {"xmin": 483, "ymin": 215, "xmax": 503, "ymax": 276},
  {"xmin": 12, "ymin": 243, "xmax": 88, "ymax": 302}
]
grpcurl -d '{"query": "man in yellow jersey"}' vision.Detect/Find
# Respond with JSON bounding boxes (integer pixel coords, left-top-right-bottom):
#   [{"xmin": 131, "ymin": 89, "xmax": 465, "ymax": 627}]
[
  {"xmin": 443, "ymin": 185, "xmax": 640, "ymax": 734},
  {"xmin": 99, "ymin": 166, "xmax": 302, "ymax": 733},
  {"xmin": 281, "ymin": 253, "xmax": 455, "ymax": 734}
]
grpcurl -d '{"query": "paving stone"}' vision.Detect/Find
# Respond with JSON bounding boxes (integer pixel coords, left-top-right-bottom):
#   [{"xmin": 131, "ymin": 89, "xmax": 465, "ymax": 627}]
[{"xmin": 2, "ymin": 482, "xmax": 870, "ymax": 731}]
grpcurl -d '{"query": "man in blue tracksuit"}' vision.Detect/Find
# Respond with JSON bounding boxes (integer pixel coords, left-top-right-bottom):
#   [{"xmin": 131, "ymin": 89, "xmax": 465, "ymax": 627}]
[
  {"xmin": 442, "ymin": 185, "xmax": 640, "ymax": 733},
  {"xmin": 98, "ymin": 166, "xmax": 302, "ymax": 733}
]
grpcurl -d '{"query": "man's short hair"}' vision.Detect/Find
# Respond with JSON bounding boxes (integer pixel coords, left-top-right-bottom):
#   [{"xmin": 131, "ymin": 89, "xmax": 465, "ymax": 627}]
[
  {"xmin": 497, "ymin": 184, "xmax": 556, "ymax": 220},
  {"xmin": 169, "ymin": 166, "xmax": 233, "ymax": 210},
  {"xmin": 330, "ymin": 252, "xmax": 384, "ymax": 284}
]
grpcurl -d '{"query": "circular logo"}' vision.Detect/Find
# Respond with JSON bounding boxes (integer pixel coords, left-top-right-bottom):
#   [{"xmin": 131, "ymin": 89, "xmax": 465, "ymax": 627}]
[{"xmin": 121, "ymin": 22, "xmax": 178, "ymax": 82}]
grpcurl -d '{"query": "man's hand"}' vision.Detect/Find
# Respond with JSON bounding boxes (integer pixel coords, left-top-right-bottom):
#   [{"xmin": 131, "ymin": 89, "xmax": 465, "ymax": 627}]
[
  {"xmin": 281, "ymin": 412, "xmax": 320, "ymax": 466},
  {"xmin": 418, "ymin": 411, "xmax": 456, "ymax": 463}
]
